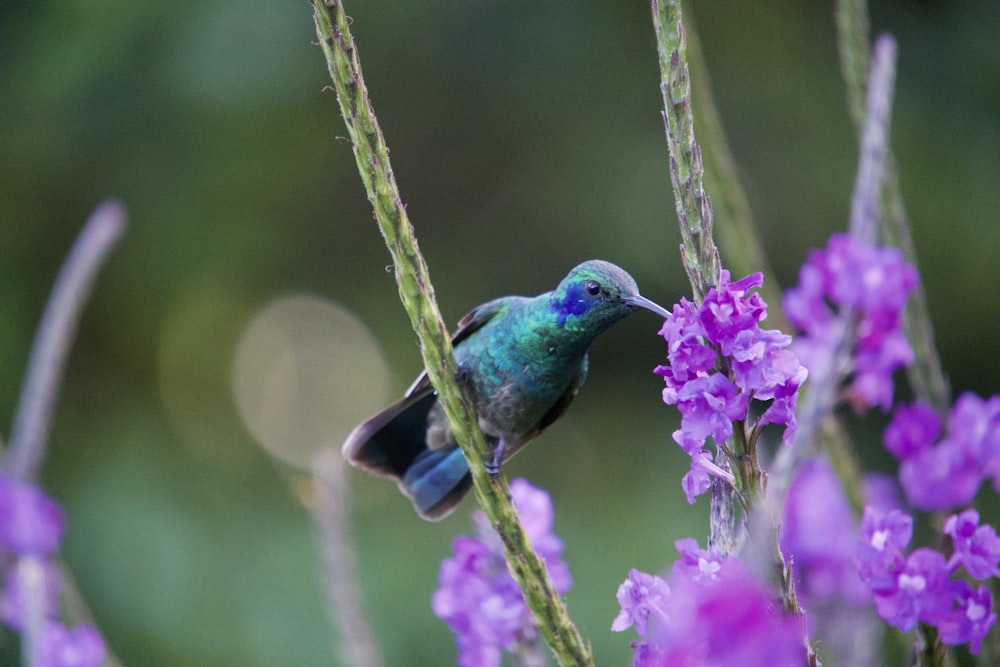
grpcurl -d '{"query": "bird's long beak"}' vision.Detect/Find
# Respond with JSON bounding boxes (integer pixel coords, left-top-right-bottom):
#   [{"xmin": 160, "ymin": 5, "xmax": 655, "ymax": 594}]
[{"xmin": 623, "ymin": 294, "xmax": 671, "ymax": 319}]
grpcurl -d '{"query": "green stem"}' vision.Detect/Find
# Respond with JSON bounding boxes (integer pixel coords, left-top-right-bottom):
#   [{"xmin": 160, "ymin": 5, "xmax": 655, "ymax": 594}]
[
  {"xmin": 653, "ymin": 0, "xmax": 765, "ymax": 556},
  {"xmin": 651, "ymin": 0, "xmax": 720, "ymax": 304},
  {"xmin": 310, "ymin": 3, "xmax": 592, "ymax": 665}
]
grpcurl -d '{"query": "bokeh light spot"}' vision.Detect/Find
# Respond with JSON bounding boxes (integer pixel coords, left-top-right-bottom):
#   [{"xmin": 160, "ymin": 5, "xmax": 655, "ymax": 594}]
[{"xmin": 232, "ymin": 294, "xmax": 390, "ymax": 469}]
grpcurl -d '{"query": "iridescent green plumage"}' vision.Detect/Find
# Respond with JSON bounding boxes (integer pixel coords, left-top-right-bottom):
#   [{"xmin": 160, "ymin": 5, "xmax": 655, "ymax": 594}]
[{"xmin": 343, "ymin": 260, "xmax": 668, "ymax": 520}]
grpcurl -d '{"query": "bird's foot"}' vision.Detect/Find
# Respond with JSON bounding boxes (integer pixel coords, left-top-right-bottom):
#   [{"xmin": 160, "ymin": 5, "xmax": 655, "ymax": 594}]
[{"xmin": 485, "ymin": 440, "xmax": 505, "ymax": 476}]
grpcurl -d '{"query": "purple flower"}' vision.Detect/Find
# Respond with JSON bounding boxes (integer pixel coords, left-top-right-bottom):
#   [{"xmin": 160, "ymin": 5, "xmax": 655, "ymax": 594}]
[
  {"xmin": 0, "ymin": 474, "xmax": 64, "ymax": 556},
  {"xmin": 680, "ymin": 450, "xmax": 733, "ymax": 505},
  {"xmin": 936, "ymin": 582, "xmax": 996, "ymax": 655},
  {"xmin": 895, "ymin": 392, "xmax": 1000, "ymax": 511},
  {"xmin": 656, "ymin": 271, "xmax": 805, "ymax": 502},
  {"xmin": 611, "ymin": 569, "xmax": 671, "ymax": 635},
  {"xmin": 884, "ymin": 401, "xmax": 940, "ymax": 460},
  {"xmin": 784, "ymin": 233, "xmax": 917, "ymax": 412},
  {"xmin": 856, "ymin": 506, "xmax": 912, "ymax": 590},
  {"xmin": 698, "ymin": 272, "xmax": 766, "ymax": 355},
  {"xmin": 871, "ymin": 548, "xmax": 952, "ymax": 632},
  {"xmin": 781, "ymin": 458, "xmax": 870, "ymax": 606},
  {"xmin": 35, "ymin": 622, "xmax": 106, "ymax": 667},
  {"xmin": 671, "ymin": 538, "xmax": 724, "ymax": 584},
  {"xmin": 616, "ymin": 557, "xmax": 803, "ymax": 667},
  {"xmin": 899, "ymin": 440, "xmax": 981, "ymax": 511},
  {"xmin": 432, "ymin": 478, "xmax": 570, "ymax": 667},
  {"xmin": 671, "ymin": 373, "xmax": 746, "ymax": 454},
  {"xmin": 943, "ymin": 509, "xmax": 1000, "ymax": 580}
]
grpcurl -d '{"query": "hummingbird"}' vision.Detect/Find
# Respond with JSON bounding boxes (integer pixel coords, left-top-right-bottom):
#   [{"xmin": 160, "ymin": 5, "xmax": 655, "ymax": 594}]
[{"xmin": 342, "ymin": 260, "xmax": 670, "ymax": 520}]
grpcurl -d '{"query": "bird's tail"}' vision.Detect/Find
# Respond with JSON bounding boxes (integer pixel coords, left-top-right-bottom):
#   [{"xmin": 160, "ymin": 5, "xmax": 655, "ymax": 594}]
[{"xmin": 342, "ymin": 390, "xmax": 472, "ymax": 520}]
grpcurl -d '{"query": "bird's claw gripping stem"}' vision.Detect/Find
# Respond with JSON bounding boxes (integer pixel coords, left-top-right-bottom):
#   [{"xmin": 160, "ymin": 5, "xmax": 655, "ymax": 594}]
[{"xmin": 485, "ymin": 440, "xmax": 506, "ymax": 476}]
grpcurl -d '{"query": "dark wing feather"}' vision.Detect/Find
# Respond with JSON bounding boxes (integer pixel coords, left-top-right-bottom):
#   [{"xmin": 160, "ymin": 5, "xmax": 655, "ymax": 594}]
[
  {"xmin": 341, "ymin": 386, "xmax": 437, "ymax": 478},
  {"xmin": 342, "ymin": 298, "xmax": 512, "ymax": 478}
]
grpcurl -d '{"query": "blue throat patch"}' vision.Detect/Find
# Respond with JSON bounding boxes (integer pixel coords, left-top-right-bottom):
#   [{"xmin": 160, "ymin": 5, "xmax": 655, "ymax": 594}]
[{"xmin": 552, "ymin": 282, "xmax": 590, "ymax": 327}]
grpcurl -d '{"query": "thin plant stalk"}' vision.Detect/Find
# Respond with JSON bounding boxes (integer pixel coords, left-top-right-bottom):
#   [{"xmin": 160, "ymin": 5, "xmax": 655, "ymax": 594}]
[
  {"xmin": 3, "ymin": 200, "xmax": 126, "ymax": 482},
  {"xmin": 310, "ymin": 2, "xmax": 593, "ymax": 665},
  {"xmin": 651, "ymin": 0, "xmax": 763, "ymax": 555},
  {"xmin": 310, "ymin": 449, "xmax": 384, "ymax": 667},
  {"xmin": 835, "ymin": 0, "xmax": 950, "ymax": 413}
]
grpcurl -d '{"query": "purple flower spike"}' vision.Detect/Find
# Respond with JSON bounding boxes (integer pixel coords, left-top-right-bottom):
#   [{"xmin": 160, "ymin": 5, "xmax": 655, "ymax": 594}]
[
  {"xmin": 0, "ymin": 474, "xmax": 65, "ymax": 557},
  {"xmin": 36, "ymin": 622, "xmax": 106, "ymax": 667},
  {"xmin": 433, "ymin": 478, "xmax": 571, "ymax": 667},
  {"xmin": 785, "ymin": 233, "xmax": 917, "ymax": 412},
  {"xmin": 656, "ymin": 270, "xmax": 805, "ymax": 503},
  {"xmin": 943, "ymin": 509, "xmax": 1000, "ymax": 580}
]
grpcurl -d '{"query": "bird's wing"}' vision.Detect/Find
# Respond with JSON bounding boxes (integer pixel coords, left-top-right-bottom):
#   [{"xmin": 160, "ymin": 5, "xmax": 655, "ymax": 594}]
[
  {"xmin": 402, "ymin": 296, "xmax": 516, "ymax": 398},
  {"xmin": 526, "ymin": 355, "xmax": 589, "ymax": 439}
]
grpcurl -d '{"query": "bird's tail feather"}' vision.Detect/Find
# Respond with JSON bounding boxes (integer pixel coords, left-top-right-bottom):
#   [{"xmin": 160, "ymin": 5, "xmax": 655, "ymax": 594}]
[
  {"xmin": 401, "ymin": 447, "xmax": 472, "ymax": 520},
  {"xmin": 342, "ymin": 388, "xmax": 472, "ymax": 520}
]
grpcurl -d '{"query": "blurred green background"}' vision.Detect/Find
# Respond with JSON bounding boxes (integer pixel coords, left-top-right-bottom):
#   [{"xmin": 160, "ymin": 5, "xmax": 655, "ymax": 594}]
[{"xmin": 2, "ymin": 1, "xmax": 998, "ymax": 665}]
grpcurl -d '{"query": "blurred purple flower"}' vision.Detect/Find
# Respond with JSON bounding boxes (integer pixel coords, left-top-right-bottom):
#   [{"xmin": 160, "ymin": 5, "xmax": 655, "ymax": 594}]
[
  {"xmin": 943, "ymin": 509, "xmax": 1000, "ymax": 580},
  {"xmin": 432, "ymin": 478, "xmax": 570, "ymax": 667},
  {"xmin": 36, "ymin": 622, "xmax": 106, "ymax": 667},
  {"xmin": 782, "ymin": 458, "xmax": 870, "ymax": 606},
  {"xmin": 883, "ymin": 401, "xmax": 940, "ymax": 460},
  {"xmin": 893, "ymin": 392, "xmax": 1000, "ymax": 511},
  {"xmin": 0, "ymin": 474, "xmax": 64, "ymax": 557},
  {"xmin": 0, "ymin": 557, "xmax": 61, "ymax": 630},
  {"xmin": 615, "ymin": 555, "xmax": 803, "ymax": 667},
  {"xmin": 784, "ymin": 233, "xmax": 917, "ymax": 412}
]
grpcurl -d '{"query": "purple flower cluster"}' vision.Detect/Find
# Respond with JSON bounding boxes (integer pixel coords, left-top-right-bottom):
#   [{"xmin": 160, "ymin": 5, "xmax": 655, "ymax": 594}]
[
  {"xmin": 0, "ymin": 474, "xmax": 106, "ymax": 667},
  {"xmin": 655, "ymin": 271, "xmax": 806, "ymax": 503},
  {"xmin": 780, "ymin": 458, "xmax": 870, "ymax": 607},
  {"xmin": 857, "ymin": 506, "xmax": 998, "ymax": 653},
  {"xmin": 783, "ymin": 232, "xmax": 918, "ymax": 412},
  {"xmin": 884, "ymin": 393, "xmax": 1000, "ymax": 511},
  {"xmin": 432, "ymin": 478, "xmax": 571, "ymax": 667},
  {"xmin": 613, "ymin": 540, "xmax": 803, "ymax": 667}
]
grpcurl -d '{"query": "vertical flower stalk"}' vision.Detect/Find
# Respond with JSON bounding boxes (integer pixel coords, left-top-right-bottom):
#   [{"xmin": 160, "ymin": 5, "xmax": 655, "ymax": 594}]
[
  {"xmin": 310, "ymin": 2, "xmax": 592, "ymax": 665},
  {"xmin": 309, "ymin": 449, "xmax": 383, "ymax": 667},
  {"xmin": 836, "ymin": 0, "xmax": 950, "ymax": 411},
  {"xmin": 652, "ymin": 0, "xmax": 763, "ymax": 555},
  {"xmin": 1, "ymin": 201, "xmax": 125, "ymax": 667},
  {"xmin": 4, "ymin": 201, "xmax": 126, "ymax": 482},
  {"xmin": 651, "ymin": 0, "xmax": 721, "ymax": 304}
]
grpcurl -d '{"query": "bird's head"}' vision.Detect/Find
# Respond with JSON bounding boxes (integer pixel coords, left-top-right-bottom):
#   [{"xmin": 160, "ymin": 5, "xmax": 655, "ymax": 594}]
[{"xmin": 549, "ymin": 260, "xmax": 670, "ymax": 333}]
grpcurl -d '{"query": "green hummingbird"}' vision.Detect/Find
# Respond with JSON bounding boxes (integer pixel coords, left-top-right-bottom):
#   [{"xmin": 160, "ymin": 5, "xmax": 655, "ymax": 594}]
[{"xmin": 342, "ymin": 260, "xmax": 669, "ymax": 520}]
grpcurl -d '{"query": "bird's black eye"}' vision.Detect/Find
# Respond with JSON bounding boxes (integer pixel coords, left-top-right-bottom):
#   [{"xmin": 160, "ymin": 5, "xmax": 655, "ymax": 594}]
[{"xmin": 585, "ymin": 280, "xmax": 602, "ymax": 297}]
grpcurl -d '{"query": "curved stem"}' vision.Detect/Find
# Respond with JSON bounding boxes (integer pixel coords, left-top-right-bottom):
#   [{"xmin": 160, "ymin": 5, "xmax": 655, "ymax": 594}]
[
  {"xmin": 3, "ymin": 200, "xmax": 126, "ymax": 482},
  {"xmin": 310, "ymin": 3, "xmax": 593, "ymax": 664}
]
